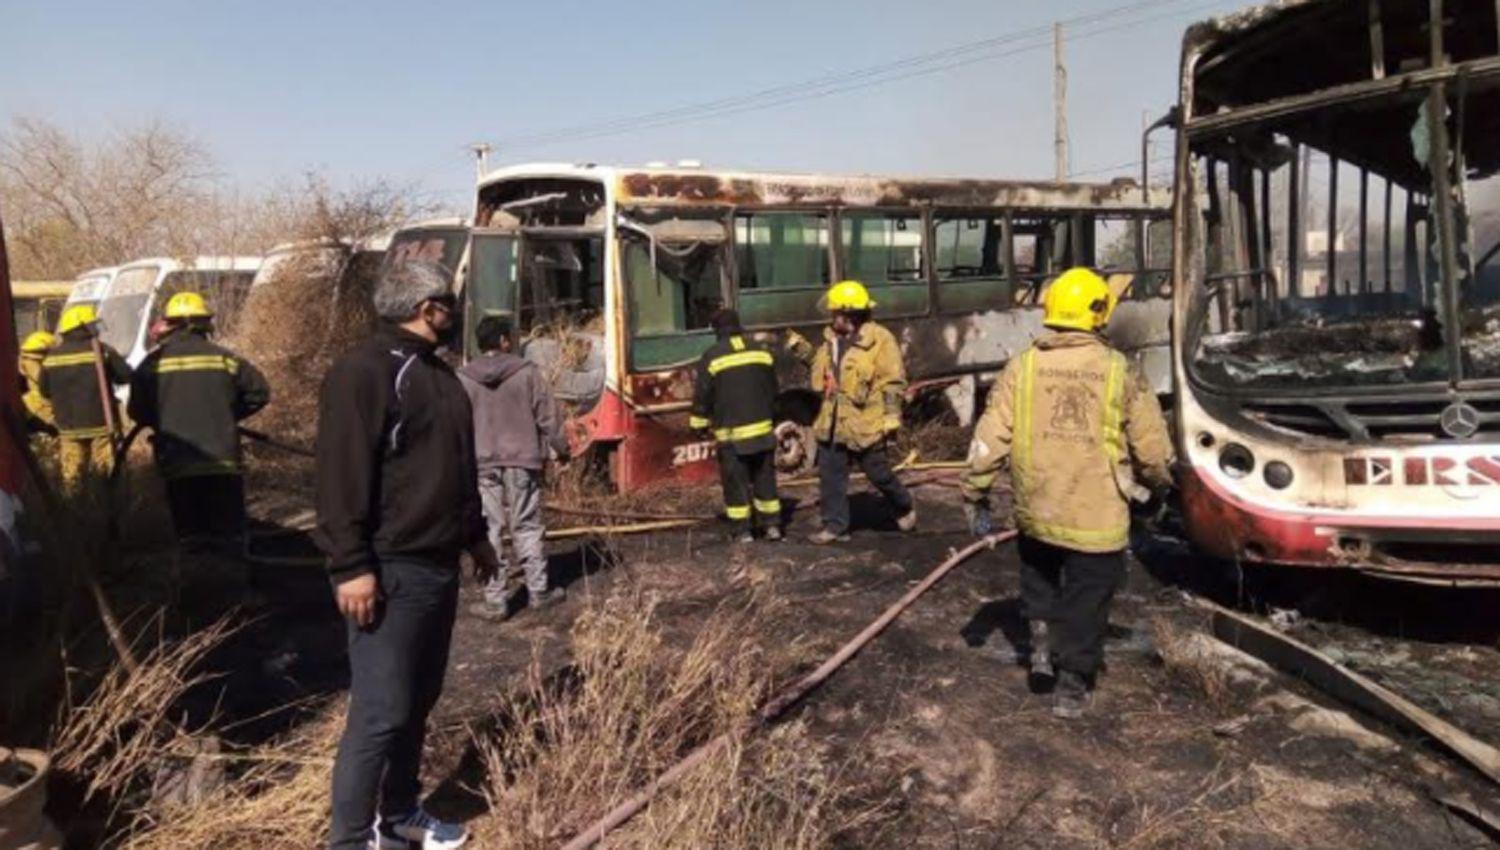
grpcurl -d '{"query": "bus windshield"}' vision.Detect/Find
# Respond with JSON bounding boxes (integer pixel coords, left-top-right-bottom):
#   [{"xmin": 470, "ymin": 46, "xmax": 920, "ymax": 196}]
[
  {"xmin": 1188, "ymin": 75, "xmax": 1500, "ymax": 389},
  {"xmin": 97, "ymin": 265, "xmax": 157, "ymax": 354}
]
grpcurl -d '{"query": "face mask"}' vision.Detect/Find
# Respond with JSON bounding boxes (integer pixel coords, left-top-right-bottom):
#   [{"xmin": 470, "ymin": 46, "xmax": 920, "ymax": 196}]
[{"xmin": 432, "ymin": 309, "xmax": 463, "ymax": 348}]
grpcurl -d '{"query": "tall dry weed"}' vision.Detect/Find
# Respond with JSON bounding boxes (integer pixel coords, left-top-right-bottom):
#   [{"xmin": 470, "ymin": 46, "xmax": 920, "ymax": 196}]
[
  {"xmin": 229, "ymin": 252, "xmax": 378, "ymax": 446},
  {"xmin": 117, "ymin": 703, "xmax": 340, "ymax": 850},
  {"xmin": 51, "ymin": 614, "xmax": 237, "ymax": 804},
  {"xmin": 474, "ymin": 588, "xmax": 864, "ymax": 849}
]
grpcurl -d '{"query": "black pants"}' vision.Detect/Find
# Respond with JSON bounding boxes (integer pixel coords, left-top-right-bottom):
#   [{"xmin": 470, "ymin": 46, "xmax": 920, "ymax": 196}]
[
  {"xmin": 164, "ymin": 474, "xmax": 246, "ymax": 542},
  {"xmin": 329, "ymin": 558, "xmax": 459, "ymax": 849},
  {"xmin": 717, "ymin": 448, "xmax": 780, "ymax": 532},
  {"xmin": 817, "ymin": 441, "xmax": 912, "ymax": 535},
  {"xmin": 1018, "ymin": 536, "xmax": 1125, "ymax": 679}
]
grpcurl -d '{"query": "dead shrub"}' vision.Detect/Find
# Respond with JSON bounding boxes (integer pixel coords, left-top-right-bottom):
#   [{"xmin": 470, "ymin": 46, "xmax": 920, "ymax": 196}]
[
  {"xmin": 228, "ymin": 252, "xmax": 378, "ymax": 447},
  {"xmin": 51, "ymin": 614, "xmax": 237, "ymax": 804},
  {"xmin": 116, "ymin": 703, "xmax": 339, "ymax": 850},
  {"xmin": 473, "ymin": 588, "xmax": 865, "ymax": 849}
]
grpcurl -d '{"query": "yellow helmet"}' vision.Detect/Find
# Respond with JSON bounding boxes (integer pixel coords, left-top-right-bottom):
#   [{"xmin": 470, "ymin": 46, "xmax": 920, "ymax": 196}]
[
  {"xmin": 58, "ymin": 304, "xmax": 99, "ymax": 335},
  {"xmin": 164, "ymin": 291, "xmax": 212, "ymax": 320},
  {"xmin": 824, "ymin": 280, "xmax": 875, "ymax": 312},
  {"xmin": 21, "ymin": 330, "xmax": 57, "ymax": 355},
  {"xmin": 1042, "ymin": 267, "xmax": 1116, "ymax": 332}
]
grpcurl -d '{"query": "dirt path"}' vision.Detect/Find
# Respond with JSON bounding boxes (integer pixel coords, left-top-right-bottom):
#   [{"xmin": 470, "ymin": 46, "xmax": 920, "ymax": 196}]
[{"xmin": 235, "ymin": 478, "xmax": 1498, "ymax": 849}]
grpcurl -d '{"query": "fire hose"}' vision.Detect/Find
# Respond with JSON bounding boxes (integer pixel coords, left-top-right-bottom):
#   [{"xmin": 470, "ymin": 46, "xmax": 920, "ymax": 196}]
[{"xmin": 558, "ymin": 529, "xmax": 1018, "ymax": 850}]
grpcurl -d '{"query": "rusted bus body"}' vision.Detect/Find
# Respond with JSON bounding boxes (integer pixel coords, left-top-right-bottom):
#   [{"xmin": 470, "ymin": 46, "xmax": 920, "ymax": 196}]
[
  {"xmin": 1171, "ymin": 0, "xmax": 1500, "ymax": 584},
  {"xmin": 468, "ymin": 163, "xmax": 1169, "ymax": 490}
]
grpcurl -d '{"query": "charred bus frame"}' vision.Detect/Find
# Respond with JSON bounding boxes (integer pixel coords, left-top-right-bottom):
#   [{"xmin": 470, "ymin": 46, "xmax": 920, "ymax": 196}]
[
  {"xmin": 1171, "ymin": 0, "xmax": 1500, "ymax": 584},
  {"xmin": 468, "ymin": 164, "xmax": 1170, "ymax": 489}
]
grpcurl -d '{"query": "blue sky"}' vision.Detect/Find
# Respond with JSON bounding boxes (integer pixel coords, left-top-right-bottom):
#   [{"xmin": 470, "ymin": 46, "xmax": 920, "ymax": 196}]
[{"xmin": 0, "ymin": 0, "xmax": 1246, "ymax": 211}]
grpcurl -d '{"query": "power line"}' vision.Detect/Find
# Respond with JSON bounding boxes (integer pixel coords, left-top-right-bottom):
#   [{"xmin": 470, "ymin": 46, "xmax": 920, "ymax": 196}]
[
  {"xmin": 490, "ymin": 0, "xmax": 1232, "ymax": 155},
  {"xmin": 1070, "ymin": 152, "xmax": 1175, "ymax": 179}
]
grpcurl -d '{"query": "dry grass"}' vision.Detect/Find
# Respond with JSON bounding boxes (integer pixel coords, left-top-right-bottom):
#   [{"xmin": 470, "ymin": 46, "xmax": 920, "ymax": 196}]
[
  {"xmin": 1151, "ymin": 617, "xmax": 1234, "ymax": 711},
  {"xmin": 473, "ymin": 587, "xmax": 871, "ymax": 849},
  {"xmin": 116, "ymin": 704, "xmax": 339, "ymax": 850},
  {"xmin": 51, "ymin": 614, "xmax": 237, "ymax": 804}
]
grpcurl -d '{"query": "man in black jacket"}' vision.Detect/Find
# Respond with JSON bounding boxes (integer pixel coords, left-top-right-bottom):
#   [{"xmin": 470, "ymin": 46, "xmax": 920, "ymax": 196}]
[
  {"xmin": 129, "ymin": 291, "xmax": 270, "ymax": 550},
  {"xmin": 315, "ymin": 260, "xmax": 500, "ymax": 850},
  {"xmin": 690, "ymin": 309, "xmax": 782, "ymax": 542}
]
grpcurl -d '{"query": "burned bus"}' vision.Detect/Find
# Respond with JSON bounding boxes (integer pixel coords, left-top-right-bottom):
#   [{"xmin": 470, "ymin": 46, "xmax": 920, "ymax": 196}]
[
  {"xmin": 466, "ymin": 163, "xmax": 1170, "ymax": 489},
  {"xmin": 1171, "ymin": 0, "xmax": 1500, "ymax": 584}
]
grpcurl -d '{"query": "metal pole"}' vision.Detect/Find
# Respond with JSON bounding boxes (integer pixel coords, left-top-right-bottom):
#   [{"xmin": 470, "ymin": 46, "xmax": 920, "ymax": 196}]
[
  {"xmin": 1054, "ymin": 22, "xmax": 1070, "ymax": 181},
  {"xmin": 1328, "ymin": 154, "xmax": 1340, "ymax": 297},
  {"xmin": 1359, "ymin": 168, "xmax": 1370, "ymax": 293},
  {"xmin": 1290, "ymin": 143, "xmax": 1302, "ymax": 295},
  {"xmin": 1384, "ymin": 179, "xmax": 1394, "ymax": 293}
]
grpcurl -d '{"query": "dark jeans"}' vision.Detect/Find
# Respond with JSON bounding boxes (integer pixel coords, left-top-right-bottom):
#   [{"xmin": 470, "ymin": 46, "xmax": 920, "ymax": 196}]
[
  {"xmin": 1018, "ymin": 536, "xmax": 1125, "ymax": 679},
  {"xmin": 329, "ymin": 558, "xmax": 459, "ymax": 849},
  {"xmin": 717, "ymin": 448, "xmax": 781, "ymax": 532},
  {"xmin": 165, "ymin": 474, "xmax": 246, "ymax": 542},
  {"xmin": 817, "ymin": 441, "xmax": 912, "ymax": 534}
]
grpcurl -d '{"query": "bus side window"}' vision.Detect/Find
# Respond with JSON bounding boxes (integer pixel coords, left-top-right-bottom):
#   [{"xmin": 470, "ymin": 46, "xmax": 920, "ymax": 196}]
[
  {"xmin": 735, "ymin": 212, "xmax": 830, "ymax": 327},
  {"xmin": 1012, "ymin": 229, "xmax": 1046, "ymax": 305},
  {"xmin": 840, "ymin": 213, "xmax": 929, "ymax": 317},
  {"xmin": 934, "ymin": 216, "xmax": 1008, "ymax": 313},
  {"xmin": 624, "ymin": 233, "xmax": 727, "ymax": 370}
]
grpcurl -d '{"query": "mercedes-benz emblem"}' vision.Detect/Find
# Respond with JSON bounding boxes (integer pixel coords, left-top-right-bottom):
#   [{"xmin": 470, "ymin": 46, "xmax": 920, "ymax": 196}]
[{"xmin": 1440, "ymin": 401, "xmax": 1481, "ymax": 439}]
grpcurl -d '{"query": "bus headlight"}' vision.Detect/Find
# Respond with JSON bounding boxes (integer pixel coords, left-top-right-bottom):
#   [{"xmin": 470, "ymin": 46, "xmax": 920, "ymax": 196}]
[
  {"xmin": 1218, "ymin": 443, "xmax": 1254, "ymax": 478},
  {"xmin": 1263, "ymin": 461, "xmax": 1294, "ymax": 490}
]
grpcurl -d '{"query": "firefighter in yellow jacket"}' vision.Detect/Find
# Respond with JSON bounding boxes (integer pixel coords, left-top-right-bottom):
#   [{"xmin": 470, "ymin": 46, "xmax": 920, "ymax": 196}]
[
  {"xmin": 19, "ymin": 331, "xmax": 58, "ymax": 434},
  {"xmin": 961, "ymin": 268, "xmax": 1173, "ymax": 719},
  {"xmin": 787, "ymin": 280, "xmax": 916, "ymax": 544},
  {"xmin": 40, "ymin": 305, "xmax": 131, "ymax": 492}
]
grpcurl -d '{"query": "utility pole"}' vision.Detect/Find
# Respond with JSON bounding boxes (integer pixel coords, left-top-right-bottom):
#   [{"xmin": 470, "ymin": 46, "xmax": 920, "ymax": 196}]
[
  {"xmin": 470, "ymin": 143, "xmax": 493, "ymax": 222},
  {"xmin": 470, "ymin": 143, "xmax": 492, "ymax": 181},
  {"xmin": 1054, "ymin": 21, "xmax": 1070, "ymax": 181}
]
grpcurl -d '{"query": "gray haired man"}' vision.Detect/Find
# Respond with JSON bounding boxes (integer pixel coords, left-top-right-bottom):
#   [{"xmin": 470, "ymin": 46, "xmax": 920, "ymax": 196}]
[
  {"xmin": 315, "ymin": 260, "xmax": 500, "ymax": 850},
  {"xmin": 461, "ymin": 315, "xmax": 570, "ymax": 620}
]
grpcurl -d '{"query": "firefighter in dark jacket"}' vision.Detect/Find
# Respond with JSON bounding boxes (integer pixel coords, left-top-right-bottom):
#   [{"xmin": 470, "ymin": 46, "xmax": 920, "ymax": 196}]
[
  {"xmin": 691, "ymin": 309, "xmax": 783, "ymax": 542},
  {"xmin": 40, "ymin": 304, "xmax": 130, "ymax": 492},
  {"xmin": 128, "ymin": 292, "xmax": 270, "ymax": 549},
  {"xmin": 315, "ymin": 260, "xmax": 501, "ymax": 850}
]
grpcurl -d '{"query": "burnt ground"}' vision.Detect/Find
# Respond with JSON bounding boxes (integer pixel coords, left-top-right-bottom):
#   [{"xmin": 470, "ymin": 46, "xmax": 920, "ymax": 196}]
[{"xmin": 188, "ymin": 467, "xmax": 1500, "ymax": 849}]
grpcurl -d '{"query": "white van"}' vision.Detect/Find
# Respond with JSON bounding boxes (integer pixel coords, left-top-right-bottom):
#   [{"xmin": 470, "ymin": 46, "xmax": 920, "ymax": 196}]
[
  {"xmin": 97, "ymin": 256, "xmax": 261, "ymax": 367},
  {"xmin": 63, "ymin": 266, "xmax": 118, "ymax": 312}
]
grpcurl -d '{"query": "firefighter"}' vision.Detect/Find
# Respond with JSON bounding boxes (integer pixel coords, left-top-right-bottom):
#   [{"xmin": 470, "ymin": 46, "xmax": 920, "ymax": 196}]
[
  {"xmin": 39, "ymin": 304, "xmax": 130, "ymax": 492},
  {"xmin": 961, "ymin": 267, "xmax": 1173, "ymax": 719},
  {"xmin": 691, "ymin": 308, "xmax": 782, "ymax": 543},
  {"xmin": 19, "ymin": 331, "xmax": 58, "ymax": 435},
  {"xmin": 785, "ymin": 280, "xmax": 916, "ymax": 544},
  {"xmin": 128, "ymin": 292, "xmax": 270, "ymax": 550}
]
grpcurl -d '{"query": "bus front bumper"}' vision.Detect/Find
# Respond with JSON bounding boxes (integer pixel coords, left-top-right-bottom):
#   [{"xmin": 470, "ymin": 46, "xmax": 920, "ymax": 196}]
[{"xmin": 1178, "ymin": 466, "xmax": 1500, "ymax": 587}]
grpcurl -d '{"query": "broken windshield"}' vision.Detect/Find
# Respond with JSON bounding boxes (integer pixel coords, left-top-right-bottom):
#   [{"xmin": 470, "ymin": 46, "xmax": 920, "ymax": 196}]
[
  {"xmin": 1454, "ymin": 75, "xmax": 1500, "ymax": 379},
  {"xmin": 1187, "ymin": 83, "xmax": 1455, "ymax": 390}
]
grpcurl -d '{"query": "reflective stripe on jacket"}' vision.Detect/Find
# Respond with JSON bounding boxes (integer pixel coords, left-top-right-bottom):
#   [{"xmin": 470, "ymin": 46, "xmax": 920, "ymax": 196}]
[
  {"xmin": 961, "ymin": 331, "xmax": 1174, "ymax": 553},
  {"xmin": 38, "ymin": 332, "xmax": 130, "ymax": 438},
  {"xmin": 797, "ymin": 321, "xmax": 905, "ymax": 451},
  {"xmin": 128, "ymin": 329, "xmax": 270, "ymax": 479},
  {"xmin": 690, "ymin": 333, "xmax": 778, "ymax": 455}
]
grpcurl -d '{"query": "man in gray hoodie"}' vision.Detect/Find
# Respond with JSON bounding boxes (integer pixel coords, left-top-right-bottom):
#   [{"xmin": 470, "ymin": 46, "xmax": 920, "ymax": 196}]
[{"xmin": 460, "ymin": 316, "xmax": 570, "ymax": 620}]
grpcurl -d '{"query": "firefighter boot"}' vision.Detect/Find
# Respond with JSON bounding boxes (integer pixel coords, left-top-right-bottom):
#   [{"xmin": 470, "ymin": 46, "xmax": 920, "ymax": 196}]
[{"xmin": 1053, "ymin": 670, "xmax": 1089, "ymax": 720}]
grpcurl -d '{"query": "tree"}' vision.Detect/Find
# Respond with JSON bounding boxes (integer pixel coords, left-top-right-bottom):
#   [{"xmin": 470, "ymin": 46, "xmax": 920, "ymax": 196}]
[{"xmin": 0, "ymin": 116, "xmax": 224, "ymax": 278}]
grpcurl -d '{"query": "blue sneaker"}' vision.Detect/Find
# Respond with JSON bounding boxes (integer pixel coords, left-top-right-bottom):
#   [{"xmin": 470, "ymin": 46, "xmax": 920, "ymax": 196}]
[{"xmin": 373, "ymin": 809, "xmax": 469, "ymax": 849}]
